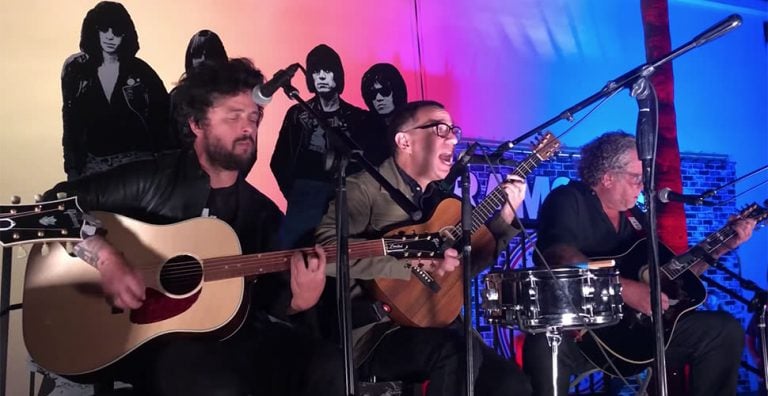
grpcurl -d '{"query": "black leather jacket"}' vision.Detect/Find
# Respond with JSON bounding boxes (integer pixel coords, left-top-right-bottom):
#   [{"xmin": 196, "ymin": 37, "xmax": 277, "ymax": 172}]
[
  {"xmin": 44, "ymin": 150, "xmax": 290, "ymax": 317},
  {"xmin": 46, "ymin": 150, "xmax": 209, "ymax": 225}
]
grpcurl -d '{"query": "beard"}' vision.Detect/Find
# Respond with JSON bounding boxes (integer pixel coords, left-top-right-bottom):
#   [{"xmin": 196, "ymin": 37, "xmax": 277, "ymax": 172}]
[{"xmin": 203, "ymin": 133, "xmax": 257, "ymax": 172}]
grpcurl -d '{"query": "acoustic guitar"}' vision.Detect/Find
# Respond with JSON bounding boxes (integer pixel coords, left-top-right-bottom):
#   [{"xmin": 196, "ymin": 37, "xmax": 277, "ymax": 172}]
[
  {"xmin": 1, "ymin": 197, "xmax": 445, "ymax": 376},
  {"xmin": 370, "ymin": 133, "xmax": 561, "ymax": 327}
]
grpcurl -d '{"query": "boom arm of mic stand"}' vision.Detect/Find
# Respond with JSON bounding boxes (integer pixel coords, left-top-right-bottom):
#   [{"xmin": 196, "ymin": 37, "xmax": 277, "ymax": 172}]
[
  {"xmin": 699, "ymin": 164, "xmax": 768, "ymax": 200},
  {"xmin": 499, "ymin": 14, "xmax": 742, "ymax": 155}
]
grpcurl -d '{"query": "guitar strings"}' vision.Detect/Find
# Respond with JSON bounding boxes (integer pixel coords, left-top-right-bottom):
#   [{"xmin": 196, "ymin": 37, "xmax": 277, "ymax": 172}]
[
  {"xmin": 133, "ymin": 241, "xmax": 383, "ymax": 275},
  {"xmin": 0, "ymin": 207, "xmax": 69, "ymax": 219},
  {"xmin": 118, "ymin": 238, "xmax": 440, "ymax": 283},
  {"xmin": 145, "ymin": 244, "xmax": 387, "ymax": 285},
  {"xmin": 663, "ymin": 209, "xmax": 753, "ymax": 280}
]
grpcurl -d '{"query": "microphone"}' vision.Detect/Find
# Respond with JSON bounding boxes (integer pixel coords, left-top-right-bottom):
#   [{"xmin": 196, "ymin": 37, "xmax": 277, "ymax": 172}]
[
  {"xmin": 438, "ymin": 142, "xmax": 480, "ymax": 192},
  {"xmin": 658, "ymin": 187, "xmax": 712, "ymax": 206},
  {"xmin": 690, "ymin": 14, "xmax": 742, "ymax": 47},
  {"xmin": 631, "ymin": 77, "xmax": 657, "ymax": 161},
  {"xmin": 487, "ymin": 141, "xmax": 513, "ymax": 163},
  {"xmin": 252, "ymin": 63, "xmax": 301, "ymax": 106}
]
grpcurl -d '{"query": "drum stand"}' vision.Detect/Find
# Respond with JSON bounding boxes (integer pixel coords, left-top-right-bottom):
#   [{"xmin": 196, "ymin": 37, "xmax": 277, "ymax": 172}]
[{"xmin": 545, "ymin": 326, "xmax": 563, "ymax": 396}]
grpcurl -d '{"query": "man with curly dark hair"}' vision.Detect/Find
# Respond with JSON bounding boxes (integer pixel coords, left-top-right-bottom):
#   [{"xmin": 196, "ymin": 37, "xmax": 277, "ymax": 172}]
[{"xmin": 46, "ymin": 58, "xmax": 342, "ymax": 396}]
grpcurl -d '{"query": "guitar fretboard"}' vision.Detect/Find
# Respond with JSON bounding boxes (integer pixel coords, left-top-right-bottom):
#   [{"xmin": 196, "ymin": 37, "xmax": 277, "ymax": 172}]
[
  {"xmin": 447, "ymin": 150, "xmax": 547, "ymax": 241},
  {"xmin": 661, "ymin": 204, "xmax": 766, "ymax": 280},
  {"xmin": 155, "ymin": 240, "xmax": 387, "ymax": 283}
]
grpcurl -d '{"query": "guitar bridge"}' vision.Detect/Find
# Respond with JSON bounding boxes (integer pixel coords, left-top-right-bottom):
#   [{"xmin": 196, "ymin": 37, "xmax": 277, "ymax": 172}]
[{"xmin": 411, "ymin": 266, "xmax": 441, "ymax": 293}]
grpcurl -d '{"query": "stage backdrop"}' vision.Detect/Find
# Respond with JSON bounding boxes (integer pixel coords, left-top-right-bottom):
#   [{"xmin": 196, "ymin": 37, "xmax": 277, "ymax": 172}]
[{"xmin": 1, "ymin": 0, "xmax": 766, "ymax": 394}]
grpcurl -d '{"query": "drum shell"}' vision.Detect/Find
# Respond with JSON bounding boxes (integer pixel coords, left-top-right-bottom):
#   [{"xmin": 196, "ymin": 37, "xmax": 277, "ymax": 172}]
[{"xmin": 483, "ymin": 267, "xmax": 623, "ymax": 333}]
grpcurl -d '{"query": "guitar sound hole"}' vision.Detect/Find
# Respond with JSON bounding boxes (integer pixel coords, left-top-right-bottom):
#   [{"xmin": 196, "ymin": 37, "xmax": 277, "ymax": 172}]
[{"xmin": 160, "ymin": 255, "xmax": 203, "ymax": 296}]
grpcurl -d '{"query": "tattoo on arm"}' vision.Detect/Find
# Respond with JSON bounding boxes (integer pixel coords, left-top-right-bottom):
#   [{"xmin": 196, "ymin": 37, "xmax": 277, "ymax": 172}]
[{"xmin": 73, "ymin": 236, "xmax": 115, "ymax": 269}]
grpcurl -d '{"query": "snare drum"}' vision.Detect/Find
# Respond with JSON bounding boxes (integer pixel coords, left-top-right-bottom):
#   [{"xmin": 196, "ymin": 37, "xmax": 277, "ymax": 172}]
[{"xmin": 482, "ymin": 267, "xmax": 623, "ymax": 333}]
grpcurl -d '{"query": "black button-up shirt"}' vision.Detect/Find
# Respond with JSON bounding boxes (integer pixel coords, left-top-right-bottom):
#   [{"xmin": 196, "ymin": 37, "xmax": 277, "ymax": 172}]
[{"xmin": 535, "ymin": 180, "xmax": 644, "ymax": 261}]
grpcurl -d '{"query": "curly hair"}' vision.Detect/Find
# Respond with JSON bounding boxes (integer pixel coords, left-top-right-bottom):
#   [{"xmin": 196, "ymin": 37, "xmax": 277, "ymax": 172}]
[
  {"xmin": 578, "ymin": 131, "xmax": 636, "ymax": 187},
  {"xmin": 173, "ymin": 58, "xmax": 264, "ymax": 146},
  {"xmin": 79, "ymin": 1, "xmax": 139, "ymax": 63}
]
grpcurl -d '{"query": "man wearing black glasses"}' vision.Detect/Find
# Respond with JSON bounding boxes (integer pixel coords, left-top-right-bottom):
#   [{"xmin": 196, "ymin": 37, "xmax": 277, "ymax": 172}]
[{"xmin": 315, "ymin": 101, "xmax": 533, "ymax": 395}]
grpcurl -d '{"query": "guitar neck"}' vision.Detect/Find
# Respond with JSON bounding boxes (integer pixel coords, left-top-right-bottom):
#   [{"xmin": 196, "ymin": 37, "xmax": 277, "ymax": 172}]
[
  {"xmin": 661, "ymin": 223, "xmax": 738, "ymax": 279},
  {"xmin": 447, "ymin": 153, "xmax": 544, "ymax": 241},
  {"xmin": 203, "ymin": 240, "xmax": 385, "ymax": 281}
]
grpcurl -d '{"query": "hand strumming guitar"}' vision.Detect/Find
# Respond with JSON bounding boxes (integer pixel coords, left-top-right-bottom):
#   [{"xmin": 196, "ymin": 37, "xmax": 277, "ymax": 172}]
[
  {"xmin": 620, "ymin": 277, "xmax": 670, "ymax": 316},
  {"xmin": 73, "ymin": 235, "xmax": 146, "ymax": 310}
]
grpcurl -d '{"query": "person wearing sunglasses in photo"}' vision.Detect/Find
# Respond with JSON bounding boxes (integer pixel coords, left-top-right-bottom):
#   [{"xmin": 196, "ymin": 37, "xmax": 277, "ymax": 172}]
[
  {"xmin": 358, "ymin": 63, "xmax": 409, "ymax": 166},
  {"xmin": 61, "ymin": 1, "xmax": 173, "ymax": 180}
]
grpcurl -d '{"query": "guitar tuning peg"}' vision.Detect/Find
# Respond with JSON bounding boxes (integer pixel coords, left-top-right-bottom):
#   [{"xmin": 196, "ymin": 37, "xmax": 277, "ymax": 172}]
[
  {"xmin": 34, "ymin": 194, "xmax": 43, "ymax": 203},
  {"xmin": 56, "ymin": 192, "xmax": 68, "ymax": 200},
  {"xmin": 10, "ymin": 195, "xmax": 20, "ymax": 204},
  {"xmin": 16, "ymin": 245, "xmax": 30, "ymax": 259}
]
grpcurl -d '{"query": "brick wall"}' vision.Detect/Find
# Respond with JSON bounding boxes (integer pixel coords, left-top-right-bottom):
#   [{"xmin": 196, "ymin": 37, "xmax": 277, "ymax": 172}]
[{"xmin": 453, "ymin": 140, "xmax": 755, "ymax": 393}]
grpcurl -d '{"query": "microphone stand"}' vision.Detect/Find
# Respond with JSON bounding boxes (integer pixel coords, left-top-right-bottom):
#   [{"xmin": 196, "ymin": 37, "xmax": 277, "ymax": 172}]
[
  {"xmin": 489, "ymin": 14, "xmax": 743, "ymax": 160},
  {"xmin": 460, "ymin": 162, "xmax": 475, "ymax": 396},
  {"xmin": 699, "ymin": 262, "xmax": 768, "ymax": 390},
  {"xmin": 481, "ymin": 15, "xmax": 741, "ymax": 394},
  {"xmin": 632, "ymin": 76, "xmax": 669, "ymax": 396},
  {"xmin": 698, "ymin": 164, "xmax": 768, "ymax": 200},
  {"xmin": 0, "ymin": 246, "xmax": 11, "ymax": 396},
  {"xmin": 280, "ymin": 84, "xmax": 422, "ymax": 396}
]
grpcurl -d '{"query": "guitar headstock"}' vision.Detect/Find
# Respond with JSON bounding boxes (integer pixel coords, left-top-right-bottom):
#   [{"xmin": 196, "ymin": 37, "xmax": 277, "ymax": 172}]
[
  {"xmin": 382, "ymin": 233, "xmax": 445, "ymax": 259},
  {"xmin": 531, "ymin": 131, "xmax": 561, "ymax": 162},
  {"xmin": 0, "ymin": 197, "xmax": 85, "ymax": 247},
  {"xmin": 744, "ymin": 201, "xmax": 768, "ymax": 226}
]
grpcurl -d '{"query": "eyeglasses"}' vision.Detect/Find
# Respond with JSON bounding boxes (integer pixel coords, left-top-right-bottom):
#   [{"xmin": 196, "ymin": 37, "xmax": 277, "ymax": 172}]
[
  {"xmin": 614, "ymin": 170, "xmax": 643, "ymax": 185},
  {"xmin": 404, "ymin": 122, "xmax": 462, "ymax": 141}
]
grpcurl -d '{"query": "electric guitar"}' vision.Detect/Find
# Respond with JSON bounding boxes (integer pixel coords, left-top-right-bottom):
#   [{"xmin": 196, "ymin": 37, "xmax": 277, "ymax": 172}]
[
  {"xmin": 577, "ymin": 202, "xmax": 768, "ymax": 377},
  {"xmin": 1, "ymin": 197, "xmax": 445, "ymax": 376},
  {"xmin": 370, "ymin": 133, "xmax": 561, "ymax": 327}
]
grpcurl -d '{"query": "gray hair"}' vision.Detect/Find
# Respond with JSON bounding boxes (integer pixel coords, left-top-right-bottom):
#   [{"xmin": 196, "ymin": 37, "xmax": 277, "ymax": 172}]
[{"xmin": 578, "ymin": 131, "xmax": 636, "ymax": 187}]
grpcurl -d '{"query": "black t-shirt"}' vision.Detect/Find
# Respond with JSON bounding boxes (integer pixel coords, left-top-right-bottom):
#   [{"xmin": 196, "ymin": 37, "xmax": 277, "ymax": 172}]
[
  {"xmin": 205, "ymin": 182, "xmax": 239, "ymax": 225},
  {"xmin": 536, "ymin": 180, "xmax": 643, "ymax": 261}
]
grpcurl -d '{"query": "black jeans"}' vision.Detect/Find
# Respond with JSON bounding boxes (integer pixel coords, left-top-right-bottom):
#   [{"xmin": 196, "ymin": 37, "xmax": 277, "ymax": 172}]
[
  {"xmin": 523, "ymin": 311, "xmax": 744, "ymax": 396},
  {"xmin": 360, "ymin": 326, "xmax": 532, "ymax": 396},
  {"xmin": 110, "ymin": 318, "xmax": 344, "ymax": 396}
]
